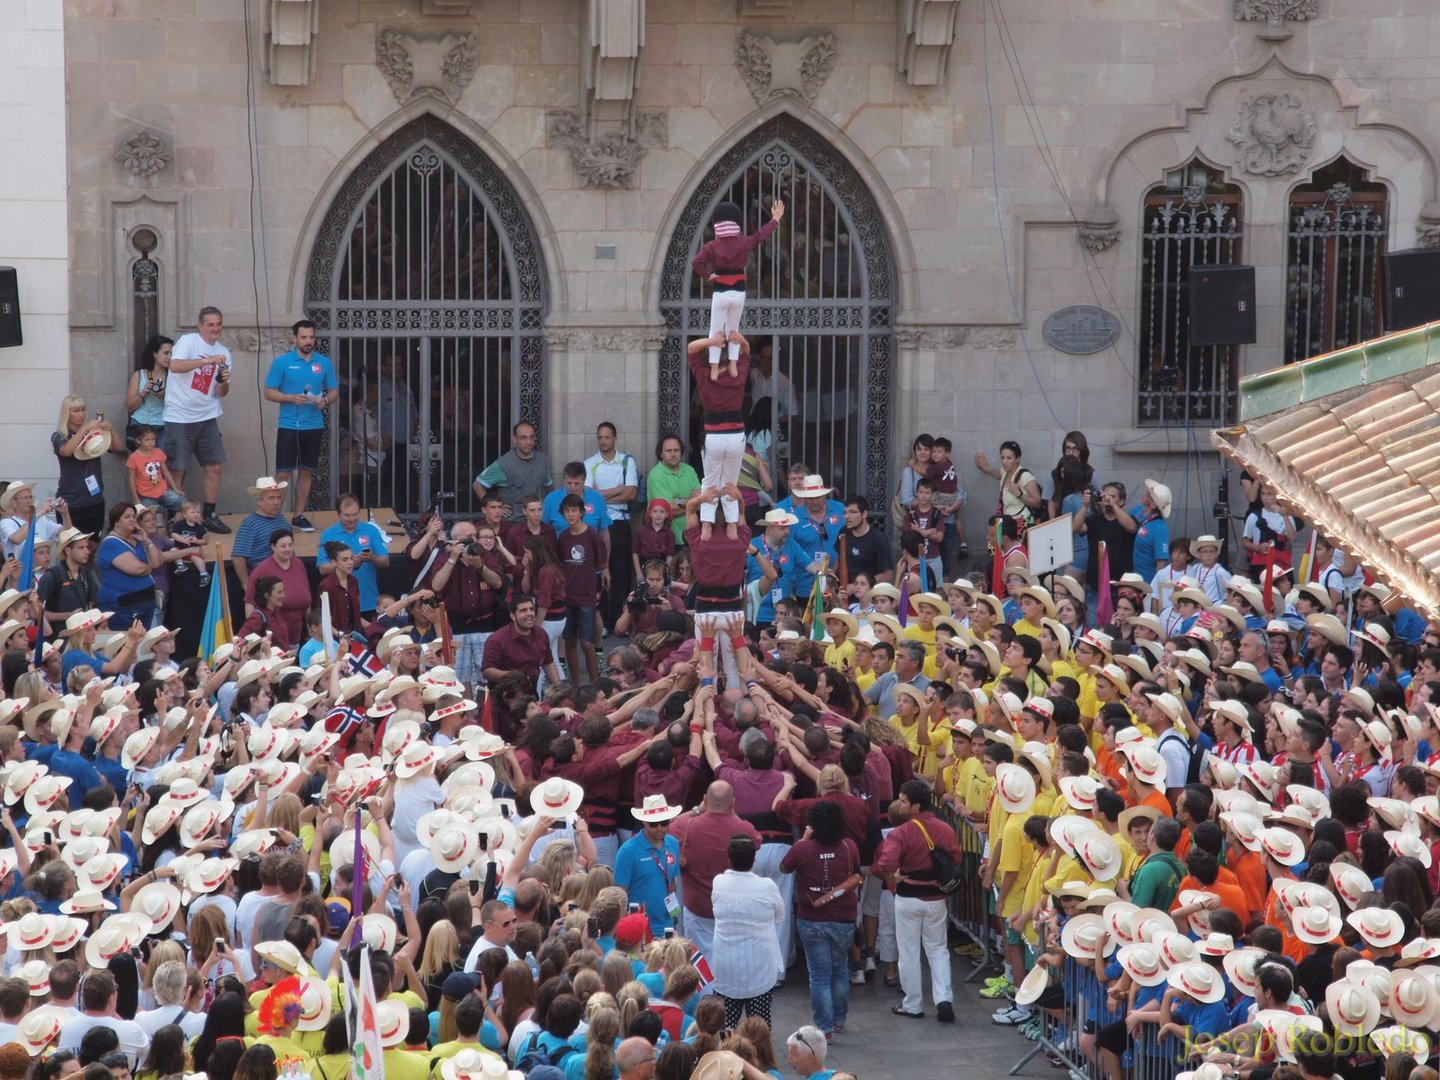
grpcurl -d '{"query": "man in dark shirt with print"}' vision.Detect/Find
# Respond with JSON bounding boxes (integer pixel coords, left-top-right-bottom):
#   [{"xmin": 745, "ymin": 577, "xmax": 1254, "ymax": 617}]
[{"xmin": 837, "ymin": 495, "xmax": 893, "ymax": 585}]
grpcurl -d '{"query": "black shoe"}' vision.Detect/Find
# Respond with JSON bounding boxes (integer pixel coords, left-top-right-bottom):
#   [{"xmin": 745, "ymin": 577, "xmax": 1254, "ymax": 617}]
[
  {"xmin": 937, "ymin": 1001, "xmax": 955, "ymax": 1024},
  {"xmin": 891, "ymin": 1005, "xmax": 924, "ymax": 1019},
  {"xmin": 291, "ymin": 514, "xmax": 315, "ymax": 532},
  {"xmin": 203, "ymin": 515, "xmax": 231, "ymax": 534}
]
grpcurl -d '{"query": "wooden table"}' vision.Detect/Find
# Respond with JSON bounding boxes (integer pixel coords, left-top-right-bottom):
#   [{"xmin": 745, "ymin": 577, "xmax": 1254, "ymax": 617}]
[{"xmin": 203, "ymin": 507, "xmax": 409, "ymax": 560}]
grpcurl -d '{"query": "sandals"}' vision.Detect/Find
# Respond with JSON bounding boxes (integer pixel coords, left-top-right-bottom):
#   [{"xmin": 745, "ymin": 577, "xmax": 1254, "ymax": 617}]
[
  {"xmin": 884, "ymin": 973, "xmax": 901, "ymax": 988},
  {"xmin": 891, "ymin": 1005, "xmax": 924, "ymax": 1019}
]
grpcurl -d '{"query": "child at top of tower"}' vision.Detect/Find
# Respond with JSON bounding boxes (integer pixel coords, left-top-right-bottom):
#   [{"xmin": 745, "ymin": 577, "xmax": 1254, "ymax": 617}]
[{"xmin": 691, "ymin": 196, "xmax": 785, "ymax": 379}]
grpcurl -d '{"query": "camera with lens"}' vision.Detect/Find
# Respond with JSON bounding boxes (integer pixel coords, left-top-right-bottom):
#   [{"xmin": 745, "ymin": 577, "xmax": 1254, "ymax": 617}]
[
  {"xmin": 466, "ymin": 542, "xmax": 484, "ymax": 557},
  {"xmin": 626, "ymin": 588, "xmax": 660, "ymax": 615}
]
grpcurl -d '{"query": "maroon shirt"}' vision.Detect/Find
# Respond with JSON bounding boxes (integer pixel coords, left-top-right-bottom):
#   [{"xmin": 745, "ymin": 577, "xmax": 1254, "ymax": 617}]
[
  {"xmin": 533, "ymin": 564, "xmax": 566, "ymax": 620},
  {"xmin": 775, "ymin": 792, "xmax": 871, "ymax": 854},
  {"xmin": 691, "ymin": 217, "xmax": 779, "ymax": 287},
  {"xmin": 873, "ymin": 811, "xmax": 962, "ymax": 901},
  {"xmin": 481, "ymin": 623, "xmax": 553, "ymax": 689},
  {"xmin": 633, "ymin": 524, "xmax": 677, "ymax": 566},
  {"xmin": 242, "ymin": 555, "xmax": 312, "ymax": 644},
  {"xmin": 634, "ymin": 753, "xmax": 703, "ymax": 808},
  {"xmin": 781, "ymin": 837, "xmax": 862, "ymax": 922},
  {"xmin": 687, "ymin": 349, "xmax": 751, "ymax": 429},
  {"xmin": 503, "ymin": 521, "xmax": 559, "ymax": 560},
  {"xmin": 317, "ymin": 573, "xmax": 362, "ymax": 635},
  {"xmin": 683, "ymin": 524, "xmax": 750, "ymax": 610},
  {"xmin": 667, "ymin": 810, "xmax": 762, "ymax": 919},
  {"xmin": 558, "ymin": 525, "xmax": 606, "ymax": 606}
]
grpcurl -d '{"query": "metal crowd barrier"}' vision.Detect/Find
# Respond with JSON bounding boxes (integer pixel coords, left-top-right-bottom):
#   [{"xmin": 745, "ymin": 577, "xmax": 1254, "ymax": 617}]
[{"xmin": 930, "ymin": 807, "xmax": 1180, "ymax": 1080}]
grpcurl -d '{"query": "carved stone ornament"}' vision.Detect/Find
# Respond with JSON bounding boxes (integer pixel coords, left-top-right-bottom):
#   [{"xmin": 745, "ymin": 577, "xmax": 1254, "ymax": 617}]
[
  {"xmin": 897, "ymin": 0, "xmax": 961, "ymax": 87},
  {"xmin": 267, "ymin": 0, "xmax": 318, "ymax": 86},
  {"xmin": 232, "ymin": 327, "xmax": 299, "ymax": 354},
  {"xmin": 1418, "ymin": 204, "xmax": 1440, "ymax": 248},
  {"xmin": 546, "ymin": 109, "xmax": 667, "ymax": 189},
  {"xmin": 894, "ymin": 326, "xmax": 1015, "ymax": 350},
  {"xmin": 1227, "ymin": 92, "xmax": 1315, "ymax": 176},
  {"xmin": 544, "ymin": 328, "xmax": 667, "ymax": 351},
  {"xmin": 115, "ymin": 131, "xmax": 173, "ymax": 180},
  {"xmin": 1234, "ymin": 0, "xmax": 1318, "ymax": 39},
  {"xmin": 735, "ymin": 29, "xmax": 838, "ymax": 106},
  {"xmin": 376, "ymin": 28, "xmax": 479, "ymax": 105}
]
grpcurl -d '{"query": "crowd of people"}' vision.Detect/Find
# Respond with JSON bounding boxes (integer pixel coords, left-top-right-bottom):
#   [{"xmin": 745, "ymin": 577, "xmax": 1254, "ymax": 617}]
[{"xmin": 0, "ymin": 301, "xmax": 1436, "ymax": 1080}]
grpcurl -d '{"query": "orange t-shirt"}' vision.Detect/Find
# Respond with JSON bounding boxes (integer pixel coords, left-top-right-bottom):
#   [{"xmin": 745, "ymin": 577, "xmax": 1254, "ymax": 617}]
[
  {"xmin": 1228, "ymin": 849, "xmax": 1267, "ymax": 918},
  {"xmin": 1170, "ymin": 876, "xmax": 1251, "ymax": 925},
  {"xmin": 1174, "ymin": 829, "xmax": 1192, "ymax": 861},
  {"xmin": 1140, "ymin": 789, "xmax": 1173, "ymax": 817}
]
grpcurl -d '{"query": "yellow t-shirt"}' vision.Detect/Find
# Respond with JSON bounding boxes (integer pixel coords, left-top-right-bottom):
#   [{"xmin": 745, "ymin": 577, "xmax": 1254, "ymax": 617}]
[
  {"xmin": 853, "ymin": 667, "xmax": 877, "ymax": 694},
  {"xmin": 824, "ymin": 639, "xmax": 856, "ymax": 670},
  {"xmin": 891, "ymin": 715, "xmax": 952, "ymax": 780},
  {"xmin": 1018, "ymin": 852, "xmax": 1049, "ymax": 943},
  {"xmin": 1013, "ymin": 618, "xmax": 1043, "ymax": 638},
  {"xmin": 384, "ymin": 1048, "xmax": 431, "ymax": 1080},
  {"xmin": 902, "ymin": 624, "xmax": 937, "ymax": 654},
  {"xmin": 246, "ymin": 1034, "xmax": 311, "ymax": 1067},
  {"xmin": 1044, "ymin": 851, "xmax": 1088, "ymax": 896},
  {"xmin": 960, "ymin": 757, "xmax": 993, "ymax": 816},
  {"xmin": 310, "ymin": 1053, "xmax": 351, "ymax": 1080},
  {"xmin": 997, "ymin": 811, "xmax": 1038, "ymax": 918}
]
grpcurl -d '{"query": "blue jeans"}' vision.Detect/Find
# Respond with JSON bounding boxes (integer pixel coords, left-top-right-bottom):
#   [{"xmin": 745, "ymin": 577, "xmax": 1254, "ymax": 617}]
[{"xmin": 797, "ymin": 918, "xmax": 853, "ymax": 1034}]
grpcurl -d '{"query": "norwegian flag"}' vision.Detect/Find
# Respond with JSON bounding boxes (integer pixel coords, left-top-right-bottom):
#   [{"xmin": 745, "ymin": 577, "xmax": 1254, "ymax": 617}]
[
  {"xmin": 346, "ymin": 637, "xmax": 384, "ymax": 677},
  {"xmin": 689, "ymin": 948, "xmax": 715, "ymax": 988}
]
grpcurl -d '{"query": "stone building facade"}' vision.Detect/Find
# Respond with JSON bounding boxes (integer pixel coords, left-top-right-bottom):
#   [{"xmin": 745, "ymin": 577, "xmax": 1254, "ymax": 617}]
[{"xmin": 10, "ymin": 0, "xmax": 1440, "ymax": 543}]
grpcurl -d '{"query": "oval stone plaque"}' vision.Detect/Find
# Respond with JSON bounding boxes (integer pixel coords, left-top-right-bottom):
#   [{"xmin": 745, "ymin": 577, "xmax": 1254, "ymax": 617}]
[{"xmin": 1043, "ymin": 305, "xmax": 1122, "ymax": 355}]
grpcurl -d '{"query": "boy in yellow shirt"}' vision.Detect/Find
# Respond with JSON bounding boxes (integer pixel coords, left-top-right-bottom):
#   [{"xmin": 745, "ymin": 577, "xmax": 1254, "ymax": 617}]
[{"xmin": 822, "ymin": 609, "xmax": 858, "ymax": 671}]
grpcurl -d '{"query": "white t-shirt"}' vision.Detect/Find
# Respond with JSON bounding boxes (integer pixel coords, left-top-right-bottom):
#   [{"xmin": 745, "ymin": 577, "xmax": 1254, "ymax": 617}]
[
  {"xmin": 58, "ymin": 1014, "xmax": 151, "ymax": 1067},
  {"xmin": 0, "ymin": 514, "xmax": 61, "ymax": 562},
  {"xmin": 392, "ymin": 775, "xmax": 445, "ymax": 859},
  {"xmin": 164, "ymin": 332, "xmax": 232, "ymax": 423},
  {"xmin": 135, "ymin": 1005, "xmax": 206, "ymax": 1041}
]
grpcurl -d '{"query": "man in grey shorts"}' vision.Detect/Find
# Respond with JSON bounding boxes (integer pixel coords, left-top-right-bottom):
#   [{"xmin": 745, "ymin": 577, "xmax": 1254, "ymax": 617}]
[{"xmin": 164, "ymin": 306, "xmax": 232, "ymax": 533}]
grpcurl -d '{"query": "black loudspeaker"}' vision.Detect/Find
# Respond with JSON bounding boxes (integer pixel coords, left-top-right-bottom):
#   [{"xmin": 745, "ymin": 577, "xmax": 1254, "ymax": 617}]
[
  {"xmin": 1383, "ymin": 248, "xmax": 1440, "ymax": 333},
  {"xmin": 0, "ymin": 269, "xmax": 19, "ymax": 350},
  {"xmin": 1187, "ymin": 264, "xmax": 1256, "ymax": 346}
]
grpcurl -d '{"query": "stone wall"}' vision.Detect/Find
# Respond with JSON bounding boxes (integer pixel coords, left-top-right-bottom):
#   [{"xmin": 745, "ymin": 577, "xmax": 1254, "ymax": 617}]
[
  {"xmin": 0, "ymin": 0, "xmax": 70, "ymax": 486},
  {"xmin": 55, "ymin": 0, "xmax": 1440, "ymax": 543}
]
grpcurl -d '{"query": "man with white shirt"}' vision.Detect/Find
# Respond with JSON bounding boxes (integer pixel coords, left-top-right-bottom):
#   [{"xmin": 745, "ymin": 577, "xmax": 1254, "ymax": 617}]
[
  {"xmin": 57, "ymin": 970, "xmax": 151, "ymax": 1067},
  {"xmin": 165, "ymin": 306, "xmax": 233, "ymax": 533},
  {"xmin": 134, "ymin": 961, "xmax": 205, "ymax": 1040},
  {"xmin": 47, "ymin": 961, "xmax": 80, "ymax": 1017},
  {"xmin": 584, "ymin": 421, "xmax": 640, "ymax": 625},
  {"xmin": 463, "ymin": 899, "xmax": 521, "ymax": 970}
]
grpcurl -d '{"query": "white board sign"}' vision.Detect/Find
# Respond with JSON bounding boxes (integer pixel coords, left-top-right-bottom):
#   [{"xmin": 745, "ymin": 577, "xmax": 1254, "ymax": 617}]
[{"xmin": 1026, "ymin": 516, "xmax": 1075, "ymax": 576}]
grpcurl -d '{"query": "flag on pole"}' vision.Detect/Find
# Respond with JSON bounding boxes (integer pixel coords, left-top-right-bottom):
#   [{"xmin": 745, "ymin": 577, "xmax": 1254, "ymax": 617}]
[
  {"xmin": 1262, "ymin": 549, "xmax": 1277, "ymax": 616},
  {"xmin": 344, "ymin": 944, "xmax": 385, "ymax": 1080},
  {"xmin": 918, "ymin": 551, "xmax": 929, "ymax": 594},
  {"xmin": 991, "ymin": 517, "xmax": 1005, "ymax": 597},
  {"xmin": 15, "ymin": 513, "xmax": 36, "ymax": 594},
  {"xmin": 1297, "ymin": 530, "xmax": 1319, "ymax": 585},
  {"xmin": 198, "ymin": 544, "xmax": 232, "ymax": 664},
  {"xmin": 350, "ymin": 806, "xmax": 366, "ymax": 949},
  {"xmin": 806, "ymin": 558, "xmax": 827, "ymax": 642},
  {"xmin": 437, "ymin": 601, "xmax": 455, "ymax": 666},
  {"xmin": 897, "ymin": 569, "xmax": 910, "ymax": 629},
  {"xmin": 1095, "ymin": 541, "xmax": 1114, "ymax": 625},
  {"xmin": 319, "ymin": 592, "xmax": 336, "ymax": 663},
  {"xmin": 836, "ymin": 541, "xmax": 849, "ymax": 596}
]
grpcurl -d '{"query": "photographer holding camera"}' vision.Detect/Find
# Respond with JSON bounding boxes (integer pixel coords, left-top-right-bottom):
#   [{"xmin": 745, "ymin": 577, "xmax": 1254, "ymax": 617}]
[
  {"xmin": 614, "ymin": 559, "xmax": 685, "ymax": 638},
  {"xmin": 429, "ymin": 517, "xmax": 508, "ymax": 691}
]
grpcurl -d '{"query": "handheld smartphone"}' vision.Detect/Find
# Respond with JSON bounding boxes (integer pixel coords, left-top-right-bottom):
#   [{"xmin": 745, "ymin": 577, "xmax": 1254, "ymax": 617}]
[
  {"xmin": 499, "ymin": 804, "xmax": 511, "ymax": 820},
  {"xmin": 586, "ymin": 916, "xmax": 600, "ymax": 938},
  {"xmin": 478, "ymin": 832, "xmax": 488, "ymax": 852},
  {"xmin": 627, "ymin": 902, "xmax": 640, "ymax": 914},
  {"xmin": 215, "ymin": 937, "xmax": 225, "ymax": 950},
  {"xmin": 664, "ymin": 928, "xmax": 675, "ymax": 939},
  {"xmin": 469, "ymin": 879, "xmax": 481, "ymax": 897}
]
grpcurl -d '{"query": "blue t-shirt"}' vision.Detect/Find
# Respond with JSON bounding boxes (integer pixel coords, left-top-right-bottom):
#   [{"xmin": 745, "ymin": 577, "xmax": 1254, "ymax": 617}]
[
  {"xmin": 541, "ymin": 487, "xmax": 611, "ymax": 535},
  {"xmin": 60, "ymin": 649, "xmax": 107, "ymax": 684},
  {"xmin": 297, "ymin": 638, "xmax": 326, "ymax": 667},
  {"xmin": 95, "ymin": 754, "xmax": 128, "ymax": 795},
  {"xmin": 318, "ymin": 521, "xmax": 391, "ymax": 610},
  {"xmin": 97, "ymin": 535, "xmax": 154, "ymax": 605},
  {"xmin": 747, "ymin": 536, "xmax": 811, "ymax": 622},
  {"xmin": 614, "ymin": 832, "xmax": 681, "ymax": 935},
  {"xmin": 232, "ymin": 512, "xmax": 287, "ymax": 569},
  {"xmin": 1129, "ymin": 507, "xmax": 1170, "ymax": 576},
  {"xmin": 784, "ymin": 499, "xmax": 846, "ymax": 594},
  {"xmin": 1172, "ymin": 997, "xmax": 1232, "ymax": 1041},
  {"xmin": 47, "ymin": 747, "xmax": 101, "ymax": 804},
  {"xmin": 264, "ymin": 350, "xmax": 337, "ymax": 431}
]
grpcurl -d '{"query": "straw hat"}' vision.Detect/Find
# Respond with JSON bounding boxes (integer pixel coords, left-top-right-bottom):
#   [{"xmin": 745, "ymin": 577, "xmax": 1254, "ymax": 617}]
[
  {"xmin": 57, "ymin": 890, "xmax": 114, "ymax": 917},
  {"xmin": 1238, "ymin": 760, "xmax": 1278, "ymax": 801},
  {"xmin": 1348, "ymin": 907, "xmax": 1405, "ymax": 949},
  {"xmin": 295, "ymin": 976, "xmax": 334, "ymax": 1034},
  {"xmin": 1167, "ymin": 962, "xmax": 1224, "ymax": 1004},
  {"xmin": 1330, "ymin": 863, "xmax": 1374, "ymax": 910},
  {"xmin": 1292, "ymin": 904, "xmax": 1343, "ymax": 945},
  {"xmin": 994, "ymin": 763, "xmax": 1036, "ymax": 815},
  {"xmin": 1121, "ymin": 742, "xmax": 1166, "ymax": 787},
  {"xmin": 247, "ymin": 476, "xmax": 289, "ymax": 496},
  {"xmin": 1015, "ymin": 586, "xmax": 1056, "ymax": 620},
  {"xmin": 1117, "ymin": 804, "xmax": 1162, "ymax": 838},
  {"xmin": 1077, "ymin": 833, "xmax": 1122, "ymax": 882},
  {"xmin": 1326, "ymin": 980, "xmax": 1382, "ymax": 1038},
  {"xmin": 329, "ymin": 828, "xmax": 382, "ymax": 872},
  {"xmin": 1100, "ymin": 900, "xmax": 1140, "ymax": 943},
  {"xmin": 760, "ymin": 508, "xmax": 799, "ymax": 528},
  {"xmin": 1059, "ymin": 913, "xmax": 1109, "ymax": 960},
  {"xmin": 140, "ymin": 803, "xmax": 184, "ymax": 846},
  {"xmin": 375, "ymin": 998, "xmax": 410, "ymax": 1049},
  {"xmin": 1013, "ymin": 965, "xmax": 1052, "ymax": 1007},
  {"xmin": 429, "ymin": 823, "xmax": 482, "ymax": 874},
  {"xmin": 1189, "ymin": 535, "xmax": 1221, "ymax": 559},
  {"xmin": 1389, "ymin": 969, "xmax": 1440, "ymax": 1030},
  {"xmin": 11, "ymin": 912, "xmax": 54, "ymax": 951},
  {"xmin": 1258, "ymin": 827, "xmax": 1304, "ymax": 867},
  {"xmin": 634, "ymin": 794, "xmax": 683, "ymax": 823},
  {"xmin": 1116, "ymin": 943, "xmax": 1168, "ymax": 987},
  {"xmin": 362, "ymin": 913, "xmax": 399, "ymax": 955},
  {"xmin": 1144, "ymin": 479, "xmax": 1172, "ymax": 519},
  {"xmin": 1170, "ymin": 586, "xmax": 1210, "ymax": 608},
  {"xmin": 1221, "ymin": 948, "xmax": 1266, "ymax": 997},
  {"xmin": 1058, "ymin": 775, "xmax": 1101, "ymax": 812},
  {"xmin": 1372, "ymin": 1027, "xmax": 1432, "ymax": 1061},
  {"xmin": 132, "ymin": 881, "xmax": 182, "ymax": 931},
  {"xmin": 395, "ymin": 741, "xmax": 441, "ymax": 779},
  {"xmin": 77, "ymin": 854, "xmax": 126, "ymax": 892},
  {"xmin": 1111, "ymin": 573, "xmax": 1151, "ymax": 597},
  {"xmin": 180, "ymin": 799, "xmax": 235, "ymax": 848},
  {"xmin": 75, "ymin": 430, "xmax": 111, "ymax": 461},
  {"xmin": 254, "ymin": 940, "xmax": 308, "ymax": 976},
  {"xmin": 16, "ymin": 1005, "xmax": 66, "ymax": 1058},
  {"xmin": 183, "ymin": 856, "xmax": 239, "ymax": 898},
  {"xmin": 1387, "ymin": 829, "xmax": 1432, "ymax": 867},
  {"xmin": 121, "ymin": 728, "xmax": 161, "ymax": 769},
  {"xmin": 1154, "ymin": 932, "xmax": 1197, "ymax": 968},
  {"xmin": 532, "ymin": 776, "xmax": 584, "ymax": 818}
]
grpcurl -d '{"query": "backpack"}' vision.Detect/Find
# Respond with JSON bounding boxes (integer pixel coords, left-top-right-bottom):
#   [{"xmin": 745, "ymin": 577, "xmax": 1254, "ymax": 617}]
[
  {"xmin": 912, "ymin": 818, "xmax": 964, "ymax": 895},
  {"xmin": 1159, "ymin": 729, "xmax": 1206, "ymax": 785},
  {"xmin": 515, "ymin": 1033, "xmax": 575, "ymax": 1076}
]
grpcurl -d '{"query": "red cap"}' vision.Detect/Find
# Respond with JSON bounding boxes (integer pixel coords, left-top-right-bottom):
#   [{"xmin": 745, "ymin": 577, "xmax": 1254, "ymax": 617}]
[{"xmin": 614, "ymin": 912, "xmax": 653, "ymax": 950}]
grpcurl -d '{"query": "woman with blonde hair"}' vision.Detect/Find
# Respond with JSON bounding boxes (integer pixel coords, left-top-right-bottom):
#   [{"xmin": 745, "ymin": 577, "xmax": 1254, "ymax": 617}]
[
  {"xmin": 139, "ymin": 939, "xmax": 186, "ymax": 1010},
  {"xmin": 53, "ymin": 394, "xmax": 111, "ymax": 537},
  {"xmin": 615, "ymin": 980, "xmax": 650, "ymax": 1035},
  {"xmin": 263, "ymin": 792, "xmax": 304, "ymax": 848},
  {"xmin": 537, "ymin": 839, "xmax": 578, "ymax": 893},
  {"xmin": 734, "ymin": 1016, "xmax": 782, "ymax": 1077},
  {"xmin": 556, "ymin": 872, "xmax": 588, "ymax": 913},
  {"xmin": 581, "ymin": 1006, "xmax": 620, "ymax": 1080},
  {"xmin": 600, "ymin": 950, "xmax": 634, "ymax": 999},
  {"xmin": 578, "ymin": 864, "xmax": 615, "ymax": 912},
  {"xmin": 418, "ymin": 919, "xmax": 461, "ymax": 1010},
  {"xmin": 571, "ymin": 968, "xmax": 603, "ymax": 1007},
  {"xmin": 189, "ymin": 904, "xmax": 254, "ymax": 985}
]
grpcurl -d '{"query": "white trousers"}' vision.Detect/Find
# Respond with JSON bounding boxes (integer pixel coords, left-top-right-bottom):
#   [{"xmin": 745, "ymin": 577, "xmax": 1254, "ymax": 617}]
[
  {"xmin": 894, "ymin": 894, "xmax": 952, "ymax": 1014},
  {"xmin": 700, "ymin": 431, "xmax": 746, "ymax": 523},
  {"xmin": 539, "ymin": 618, "xmax": 566, "ymax": 690},
  {"xmin": 708, "ymin": 290, "xmax": 746, "ymax": 363},
  {"xmin": 693, "ymin": 612, "xmax": 741, "ymax": 686}
]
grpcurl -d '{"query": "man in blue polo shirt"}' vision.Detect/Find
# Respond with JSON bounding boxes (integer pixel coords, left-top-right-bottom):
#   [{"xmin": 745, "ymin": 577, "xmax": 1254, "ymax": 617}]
[
  {"xmin": 318, "ymin": 494, "xmax": 391, "ymax": 616},
  {"xmin": 783, "ymin": 473, "xmax": 846, "ymax": 600},
  {"xmin": 47, "ymin": 706, "xmax": 101, "ymax": 805},
  {"xmin": 746, "ymin": 509, "xmax": 815, "ymax": 628},
  {"xmin": 614, "ymin": 796, "xmax": 683, "ymax": 937},
  {"xmin": 542, "ymin": 461, "xmax": 613, "ymax": 537},
  {"xmin": 262, "ymin": 320, "xmax": 337, "ymax": 533},
  {"xmin": 1129, "ymin": 478, "xmax": 1172, "ymax": 577}
]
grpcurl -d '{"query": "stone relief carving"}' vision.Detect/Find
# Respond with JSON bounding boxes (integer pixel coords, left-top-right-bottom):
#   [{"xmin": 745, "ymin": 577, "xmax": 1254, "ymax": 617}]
[
  {"xmin": 585, "ymin": 0, "xmax": 645, "ymax": 112},
  {"xmin": 545, "ymin": 328, "xmax": 667, "ymax": 351},
  {"xmin": 1078, "ymin": 225, "xmax": 1121, "ymax": 253},
  {"xmin": 1418, "ymin": 205, "xmax": 1440, "ymax": 248},
  {"xmin": 231, "ymin": 327, "xmax": 298, "ymax": 354},
  {"xmin": 376, "ymin": 28, "xmax": 479, "ymax": 105},
  {"xmin": 1227, "ymin": 92, "xmax": 1315, "ymax": 176},
  {"xmin": 895, "ymin": 326, "xmax": 1016, "ymax": 350},
  {"xmin": 546, "ymin": 109, "xmax": 667, "ymax": 189},
  {"xmin": 1234, "ymin": 0, "xmax": 1318, "ymax": 36},
  {"xmin": 115, "ymin": 131, "xmax": 173, "ymax": 180},
  {"xmin": 735, "ymin": 29, "xmax": 838, "ymax": 106},
  {"xmin": 897, "ymin": 0, "xmax": 961, "ymax": 87}
]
